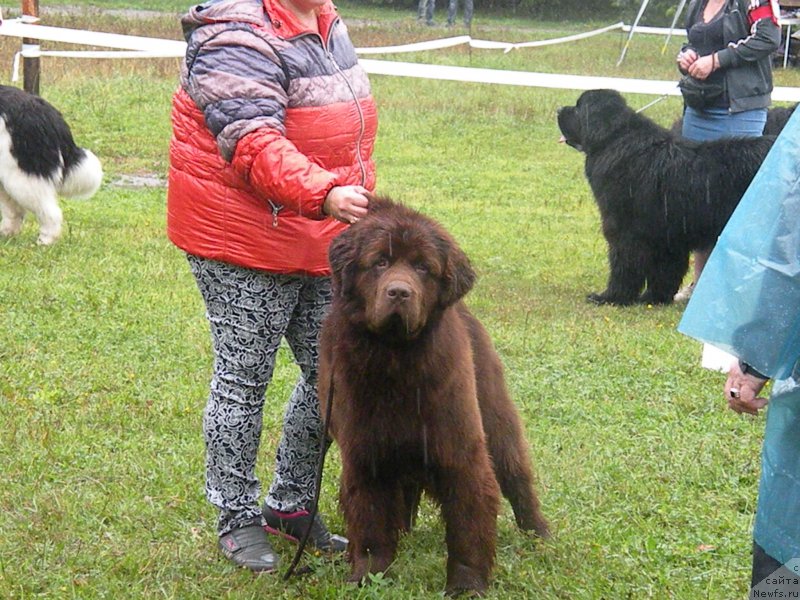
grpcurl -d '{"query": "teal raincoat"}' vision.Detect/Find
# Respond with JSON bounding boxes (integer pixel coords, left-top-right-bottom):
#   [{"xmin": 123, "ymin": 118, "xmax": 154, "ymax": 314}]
[{"xmin": 678, "ymin": 108, "xmax": 800, "ymax": 564}]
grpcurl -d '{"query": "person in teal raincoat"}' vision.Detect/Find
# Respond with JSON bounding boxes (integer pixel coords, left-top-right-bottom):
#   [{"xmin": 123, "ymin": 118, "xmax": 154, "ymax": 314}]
[{"xmin": 678, "ymin": 106, "xmax": 800, "ymax": 588}]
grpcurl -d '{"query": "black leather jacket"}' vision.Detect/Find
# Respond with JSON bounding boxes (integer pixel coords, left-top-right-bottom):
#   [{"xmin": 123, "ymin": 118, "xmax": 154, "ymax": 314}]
[{"xmin": 681, "ymin": 0, "xmax": 781, "ymax": 112}]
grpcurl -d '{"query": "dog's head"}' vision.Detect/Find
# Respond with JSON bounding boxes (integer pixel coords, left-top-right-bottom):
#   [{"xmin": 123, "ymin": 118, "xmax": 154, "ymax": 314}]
[
  {"xmin": 557, "ymin": 89, "xmax": 632, "ymax": 154},
  {"xmin": 329, "ymin": 196, "xmax": 476, "ymax": 342}
]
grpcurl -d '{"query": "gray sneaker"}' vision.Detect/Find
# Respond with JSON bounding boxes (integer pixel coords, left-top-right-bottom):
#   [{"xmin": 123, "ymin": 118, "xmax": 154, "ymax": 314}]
[
  {"xmin": 674, "ymin": 282, "xmax": 695, "ymax": 303},
  {"xmin": 263, "ymin": 505, "xmax": 348, "ymax": 553},
  {"xmin": 218, "ymin": 519, "xmax": 279, "ymax": 572}
]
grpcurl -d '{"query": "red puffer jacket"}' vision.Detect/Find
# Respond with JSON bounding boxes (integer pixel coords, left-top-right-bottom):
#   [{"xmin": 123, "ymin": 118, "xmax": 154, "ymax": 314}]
[{"xmin": 167, "ymin": 0, "xmax": 377, "ymax": 275}]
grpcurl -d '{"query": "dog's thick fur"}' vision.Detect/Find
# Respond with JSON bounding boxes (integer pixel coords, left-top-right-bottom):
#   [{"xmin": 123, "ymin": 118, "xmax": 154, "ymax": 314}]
[
  {"xmin": 557, "ymin": 89, "xmax": 774, "ymax": 305},
  {"xmin": 319, "ymin": 197, "xmax": 548, "ymax": 596},
  {"xmin": 764, "ymin": 103, "xmax": 796, "ymax": 136},
  {"xmin": 0, "ymin": 85, "xmax": 102, "ymax": 245}
]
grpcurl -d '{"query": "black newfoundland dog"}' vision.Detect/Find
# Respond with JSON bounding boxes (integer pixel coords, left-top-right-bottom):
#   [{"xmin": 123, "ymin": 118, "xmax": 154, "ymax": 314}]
[{"xmin": 557, "ymin": 89, "xmax": 774, "ymax": 306}]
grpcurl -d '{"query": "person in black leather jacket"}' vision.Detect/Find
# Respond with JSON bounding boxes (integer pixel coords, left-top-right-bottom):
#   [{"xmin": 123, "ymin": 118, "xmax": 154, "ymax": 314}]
[{"xmin": 673, "ymin": 0, "xmax": 780, "ymax": 302}]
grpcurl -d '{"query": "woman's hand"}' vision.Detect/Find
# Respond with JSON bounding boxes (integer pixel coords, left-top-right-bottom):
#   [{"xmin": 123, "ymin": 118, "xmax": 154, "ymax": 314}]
[
  {"xmin": 687, "ymin": 53, "xmax": 716, "ymax": 81},
  {"xmin": 677, "ymin": 48, "xmax": 699, "ymax": 74},
  {"xmin": 323, "ymin": 186, "xmax": 370, "ymax": 224},
  {"xmin": 724, "ymin": 361, "xmax": 769, "ymax": 416}
]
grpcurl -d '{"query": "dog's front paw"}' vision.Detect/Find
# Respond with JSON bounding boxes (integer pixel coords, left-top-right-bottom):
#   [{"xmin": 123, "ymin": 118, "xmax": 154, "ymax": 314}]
[
  {"xmin": 348, "ymin": 551, "xmax": 393, "ymax": 586},
  {"xmin": 587, "ymin": 292, "xmax": 622, "ymax": 305},
  {"xmin": 445, "ymin": 562, "xmax": 488, "ymax": 597},
  {"xmin": 36, "ymin": 233, "xmax": 59, "ymax": 246},
  {"xmin": 0, "ymin": 220, "xmax": 23, "ymax": 237},
  {"xmin": 587, "ymin": 292, "xmax": 636, "ymax": 306},
  {"xmin": 587, "ymin": 292, "xmax": 608, "ymax": 305},
  {"xmin": 518, "ymin": 514, "xmax": 551, "ymax": 539}
]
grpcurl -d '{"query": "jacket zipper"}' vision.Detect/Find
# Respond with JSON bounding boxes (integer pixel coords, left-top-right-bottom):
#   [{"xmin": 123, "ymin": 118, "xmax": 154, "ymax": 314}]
[
  {"xmin": 324, "ymin": 20, "xmax": 367, "ymax": 187},
  {"xmin": 268, "ymin": 200, "xmax": 283, "ymax": 228},
  {"xmin": 269, "ymin": 21, "xmax": 367, "ymax": 229}
]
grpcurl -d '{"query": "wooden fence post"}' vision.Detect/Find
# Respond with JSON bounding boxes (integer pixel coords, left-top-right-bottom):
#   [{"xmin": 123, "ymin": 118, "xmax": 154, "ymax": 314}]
[{"xmin": 21, "ymin": 0, "xmax": 40, "ymax": 95}]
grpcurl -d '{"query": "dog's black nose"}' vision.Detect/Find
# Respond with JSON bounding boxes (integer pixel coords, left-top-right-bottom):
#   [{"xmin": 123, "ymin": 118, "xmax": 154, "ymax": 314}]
[{"xmin": 386, "ymin": 282, "xmax": 412, "ymax": 301}]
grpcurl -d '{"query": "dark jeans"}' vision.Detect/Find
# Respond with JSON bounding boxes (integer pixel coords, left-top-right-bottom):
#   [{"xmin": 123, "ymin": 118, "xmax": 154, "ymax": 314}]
[
  {"xmin": 447, "ymin": 0, "xmax": 473, "ymax": 26},
  {"xmin": 418, "ymin": 0, "xmax": 434, "ymax": 24}
]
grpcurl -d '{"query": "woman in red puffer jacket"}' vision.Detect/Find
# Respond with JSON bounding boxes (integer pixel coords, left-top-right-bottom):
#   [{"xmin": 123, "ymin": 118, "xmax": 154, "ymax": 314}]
[{"xmin": 167, "ymin": 0, "xmax": 377, "ymax": 573}]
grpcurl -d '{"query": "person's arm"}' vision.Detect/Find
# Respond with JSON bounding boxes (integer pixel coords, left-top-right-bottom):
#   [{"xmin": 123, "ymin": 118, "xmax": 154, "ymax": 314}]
[
  {"xmin": 322, "ymin": 186, "xmax": 369, "ymax": 224},
  {"xmin": 717, "ymin": 0, "xmax": 781, "ymax": 68},
  {"xmin": 677, "ymin": 0, "xmax": 701, "ymax": 74},
  {"xmin": 724, "ymin": 360, "xmax": 769, "ymax": 415},
  {"xmin": 677, "ymin": 45, "xmax": 699, "ymax": 75},
  {"xmin": 688, "ymin": 1, "xmax": 779, "ymax": 80},
  {"xmin": 675, "ymin": 1, "xmax": 697, "ymax": 75},
  {"xmin": 184, "ymin": 28, "xmax": 338, "ymax": 219}
]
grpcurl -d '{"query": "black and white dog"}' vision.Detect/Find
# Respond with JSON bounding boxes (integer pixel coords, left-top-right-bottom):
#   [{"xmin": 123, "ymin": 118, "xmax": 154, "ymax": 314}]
[{"xmin": 0, "ymin": 85, "xmax": 102, "ymax": 245}]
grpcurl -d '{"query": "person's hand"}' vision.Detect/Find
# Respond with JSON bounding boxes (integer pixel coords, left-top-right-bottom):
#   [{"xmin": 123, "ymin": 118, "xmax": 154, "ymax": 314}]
[
  {"xmin": 687, "ymin": 53, "xmax": 716, "ymax": 81},
  {"xmin": 677, "ymin": 48, "xmax": 699, "ymax": 73},
  {"xmin": 323, "ymin": 185, "xmax": 370, "ymax": 224},
  {"xmin": 724, "ymin": 361, "xmax": 769, "ymax": 416}
]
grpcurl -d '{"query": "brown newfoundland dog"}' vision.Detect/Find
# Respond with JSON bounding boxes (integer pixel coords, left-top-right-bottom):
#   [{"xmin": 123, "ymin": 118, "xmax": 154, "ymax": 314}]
[{"xmin": 319, "ymin": 197, "xmax": 549, "ymax": 596}]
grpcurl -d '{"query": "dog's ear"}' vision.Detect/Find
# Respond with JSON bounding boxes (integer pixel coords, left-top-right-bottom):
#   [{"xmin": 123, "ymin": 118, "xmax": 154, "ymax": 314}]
[
  {"xmin": 364, "ymin": 193, "xmax": 395, "ymax": 214},
  {"xmin": 439, "ymin": 236, "xmax": 476, "ymax": 307},
  {"xmin": 329, "ymin": 229, "xmax": 359, "ymax": 297}
]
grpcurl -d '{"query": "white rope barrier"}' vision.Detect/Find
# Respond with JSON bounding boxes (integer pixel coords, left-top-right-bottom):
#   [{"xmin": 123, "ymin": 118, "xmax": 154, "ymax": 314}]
[
  {"xmin": 360, "ymin": 58, "xmax": 684, "ymax": 96},
  {"xmin": 20, "ymin": 49, "xmax": 182, "ymax": 58},
  {"xmin": 2, "ymin": 17, "xmax": 799, "ymax": 101},
  {"xmin": 357, "ymin": 23, "xmax": 629, "ymax": 54},
  {"xmin": 0, "ymin": 18, "xmax": 185, "ymax": 54},
  {"xmin": 505, "ymin": 22, "xmax": 625, "ymax": 52},
  {"xmin": 354, "ymin": 35, "xmax": 471, "ymax": 55},
  {"xmin": 0, "ymin": 18, "xmax": 635, "ymax": 58},
  {"xmin": 10, "ymin": 48, "xmax": 189, "ymax": 80},
  {"xmin": 621, "ymin": 24, "xmax": 686, "ymax": 35},
  {"xmin": 360, "ymin": 60, "xmax": 800, "ymax": 102}
]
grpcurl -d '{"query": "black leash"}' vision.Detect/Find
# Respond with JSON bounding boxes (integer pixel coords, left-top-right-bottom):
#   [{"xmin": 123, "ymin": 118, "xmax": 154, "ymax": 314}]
[{"xmin": 283, "ymin": 369, "xmax": 335, "ymax": 581}]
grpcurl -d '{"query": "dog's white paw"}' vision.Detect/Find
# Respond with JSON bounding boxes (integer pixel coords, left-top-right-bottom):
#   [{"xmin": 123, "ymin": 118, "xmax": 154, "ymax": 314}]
[
  {"xmin": 0, "ymin": 220, "xmax": 22, "ymax": 237},
  {"xmin": 36, "ymin": 232, "xmax": 59, "ymax": 245}
]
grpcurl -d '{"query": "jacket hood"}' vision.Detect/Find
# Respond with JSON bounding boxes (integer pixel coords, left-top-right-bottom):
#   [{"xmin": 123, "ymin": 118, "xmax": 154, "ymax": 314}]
[
  {"xmin": 181, "ymin": 0, "xmax": 339, "ymax": 41},
  {"xmin": 181, "ymin": 0, "xmax": 268, "ymax": 41}
]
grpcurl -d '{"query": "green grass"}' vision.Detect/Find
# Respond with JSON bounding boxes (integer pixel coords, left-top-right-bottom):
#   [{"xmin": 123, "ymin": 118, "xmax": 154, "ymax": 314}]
[{"xmin": 1, "ymin": 5, "xmax": 798, "ymax": 599}]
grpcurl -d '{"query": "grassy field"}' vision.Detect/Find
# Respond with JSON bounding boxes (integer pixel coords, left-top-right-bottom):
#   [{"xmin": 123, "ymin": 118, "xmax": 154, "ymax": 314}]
[{"xmin": 1, "ymin": 3, "xmax": 799, "ymax": 599}]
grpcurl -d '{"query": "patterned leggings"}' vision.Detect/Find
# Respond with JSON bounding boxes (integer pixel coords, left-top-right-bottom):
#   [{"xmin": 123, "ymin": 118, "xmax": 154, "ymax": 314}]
[{"xmin": 187, "ymin": 255, "xmax": 331, "ymax": 536}]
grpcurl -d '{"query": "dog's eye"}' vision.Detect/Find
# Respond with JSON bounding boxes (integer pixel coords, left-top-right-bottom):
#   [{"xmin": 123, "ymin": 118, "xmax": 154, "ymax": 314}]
[
  {"xmin": 375, "ymin": 257, "xmax": 389, "ymax": 269},
  {"xmin": 414, "ymin": 263, "xmax": 429, "ymax": 274}
]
